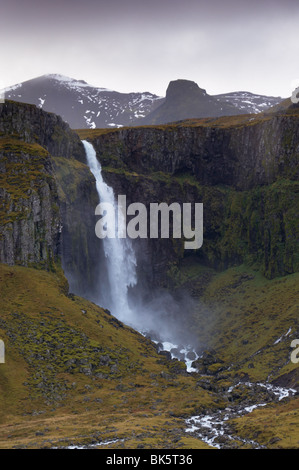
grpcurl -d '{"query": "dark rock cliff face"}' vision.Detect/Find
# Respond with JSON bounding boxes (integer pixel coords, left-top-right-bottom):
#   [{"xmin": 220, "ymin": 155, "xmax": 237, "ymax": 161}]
[
  {"xmin": 0, "ymin": 100, "xmax": 85, "ymax": 162},
  {"xmin": 0, "ymin": 101, "xmax": 101, "ymax": 296},
  {"xmin": 90, "ymin": 114, "xmax": 299, "ymax": 190},
  {"xmin": 86, "ymin": 110, "xmax": 299, "ymax": 285},
  {"xmin": 52, "ymin": 155, "xmax": 106, "ymax": 300},
  {"xmin": 0, "ymin": 140, "xmax": 61, "ymax": 269}
]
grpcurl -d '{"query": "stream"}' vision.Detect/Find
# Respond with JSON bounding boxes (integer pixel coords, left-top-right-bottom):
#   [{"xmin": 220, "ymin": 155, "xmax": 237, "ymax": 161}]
[{"xmin": 185, "ymin": 381, "xmax": 297, "ymax": 448}]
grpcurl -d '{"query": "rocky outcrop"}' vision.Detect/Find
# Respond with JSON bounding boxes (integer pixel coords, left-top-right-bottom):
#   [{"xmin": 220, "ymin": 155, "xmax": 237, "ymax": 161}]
[{"xmin": 0, "ymin": 100, "xmax": 85, "ymax": 162}]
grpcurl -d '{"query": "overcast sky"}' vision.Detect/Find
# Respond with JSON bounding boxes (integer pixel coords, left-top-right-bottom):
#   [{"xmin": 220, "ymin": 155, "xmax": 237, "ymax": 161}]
[{"xmin": 0, "ymin": 0, "xmax": 298, "ymax": 97}]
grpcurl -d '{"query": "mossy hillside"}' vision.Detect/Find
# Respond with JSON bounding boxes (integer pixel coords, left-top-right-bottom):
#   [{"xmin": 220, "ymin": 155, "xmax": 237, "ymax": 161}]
[
  {"xmin": 0, "ymin": 263, "xmax": 297, "ymax": 449},
  {"xmin": 163, "ymin": 260, "xmax": 299, "ymax": 449},
  {"xmin": 230, "ymin": 397, "xmax": 299, "ymax": 449},
  {"xmin": 174, "ymin": 261, "xmax": 299, "ymax": 386},
  {"xmin": 0, "ymin": 263, "xmax": 217, "ymax": 449}
]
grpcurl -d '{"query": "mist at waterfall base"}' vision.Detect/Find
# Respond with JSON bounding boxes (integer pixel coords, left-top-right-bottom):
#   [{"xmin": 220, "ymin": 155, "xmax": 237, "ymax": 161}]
[{"xmin": 81, "ymin": 140, "xmax": 199, "ymax": 369}]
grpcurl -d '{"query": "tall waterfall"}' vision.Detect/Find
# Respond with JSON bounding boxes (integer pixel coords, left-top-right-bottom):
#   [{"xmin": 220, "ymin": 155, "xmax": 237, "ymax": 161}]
[
  {"xmin": 82, "ymin": 140, "xmax": 198, "ymax": 371},
  {"xmin": 82, "ymin": 140, "xmax": 137, "ymax": 324}
]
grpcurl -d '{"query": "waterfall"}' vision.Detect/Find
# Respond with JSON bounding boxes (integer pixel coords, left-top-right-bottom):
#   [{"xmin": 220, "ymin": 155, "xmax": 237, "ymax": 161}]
[
  {"xmin": 82, "ymin": 140, "xmax": 137, "ymax": 324},
  {"xmin": 82, "ymin": 140, "xmax": 198, "ymax": 372}
]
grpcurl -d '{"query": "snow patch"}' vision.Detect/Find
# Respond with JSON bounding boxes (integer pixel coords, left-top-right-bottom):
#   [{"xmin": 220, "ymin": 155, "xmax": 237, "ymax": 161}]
[
  {"xmin": 274, "ymin": 327, "xmax": 292, "ymax": 344},
  {"xmin": 47, "ymin": 74, "xmax": 113, "ymax": 92},
  {"xmin": 107, "ymin": 123, "xmax": 123, "ymax": 128},
  {"xmin": 3, "ymin": 83, "xmax": 23, "ymax": 93},
  {"xmin": 38, "ymin": 97, "xmax": 45, "ymax": 108}
]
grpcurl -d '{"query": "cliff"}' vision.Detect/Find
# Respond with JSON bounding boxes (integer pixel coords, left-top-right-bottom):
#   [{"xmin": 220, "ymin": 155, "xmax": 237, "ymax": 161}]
[
  {"xmin": 83, "ymin": 111, "xmax": 299, "ymax": 190},
  {"xmin": 79, "ymin": 107, "xmax": 299, "ymax": 283},
  {"xmin": 0, "ymin": 100, "xmax": 84, "ymax": 161},
  {"xmin": 0, "ymin": 101, "xmax": 99, "ymax": 292},
  {"xmin": 0, "ymin": 122, "xmax": 61, "ymax": 269}
]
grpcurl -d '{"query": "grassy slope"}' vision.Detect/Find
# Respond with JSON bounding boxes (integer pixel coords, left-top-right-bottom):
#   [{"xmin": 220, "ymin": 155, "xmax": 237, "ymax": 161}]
[
  {"xmin": 0, "ymin": 262, "xmax": 298, "ymax": 449},
  {"xmin": 231, "ymin": 397, "xmax": 299, "ymax": 448},
  {"xmin": 175, "ymin": 261, "xmax": 299, "ymax": 383},
  {"xmin": 0, "ymin": 263, "xmax": 217, "ymax": 449}
]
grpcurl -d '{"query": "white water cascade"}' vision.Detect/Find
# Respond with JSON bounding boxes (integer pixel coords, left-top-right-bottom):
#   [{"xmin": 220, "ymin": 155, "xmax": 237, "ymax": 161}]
[{"xmin": 82, "ymin": 140, "xmax": 137, "ymax": 325}]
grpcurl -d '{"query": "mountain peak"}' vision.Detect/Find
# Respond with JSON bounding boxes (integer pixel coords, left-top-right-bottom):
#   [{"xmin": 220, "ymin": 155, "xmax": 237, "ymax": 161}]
[
  {"xmin": 2, "ymin": 74, "xmax": 163, "ymax": 129},
  {"xmin": 138, "ymin": 78, "xmax": 236, "ymax": 125},
  {"xmin": 166, "ymin": 79, "xmax": 207, "ymax": 100}
]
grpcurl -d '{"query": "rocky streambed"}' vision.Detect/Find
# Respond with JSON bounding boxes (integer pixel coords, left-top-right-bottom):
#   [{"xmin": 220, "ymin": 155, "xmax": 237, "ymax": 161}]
[{"xmin": 185, "ymin": 381, "xmax": 297, "ymax": 449}]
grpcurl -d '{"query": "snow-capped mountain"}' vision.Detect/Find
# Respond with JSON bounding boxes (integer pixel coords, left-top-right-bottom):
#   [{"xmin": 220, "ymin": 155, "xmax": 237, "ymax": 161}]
[
  {"xmin": 3, "ymin": 74, "xmax": 164, "ymax": 129},
  {"xmin": 2, "ymin": 74, "xmax": 284, "ymax": 129}
]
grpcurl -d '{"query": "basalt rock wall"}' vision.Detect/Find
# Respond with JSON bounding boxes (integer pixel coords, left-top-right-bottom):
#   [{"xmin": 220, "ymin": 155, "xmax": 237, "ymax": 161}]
[{"xmin": 85, "ymin": 110, "xmax": 299, "ymax": 285}]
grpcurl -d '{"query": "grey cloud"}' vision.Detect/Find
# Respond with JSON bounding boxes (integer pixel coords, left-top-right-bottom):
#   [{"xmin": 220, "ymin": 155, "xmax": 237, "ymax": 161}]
[{"xmin": 0, "ymin": 0, "xmax": 298, "ymax": 97}]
